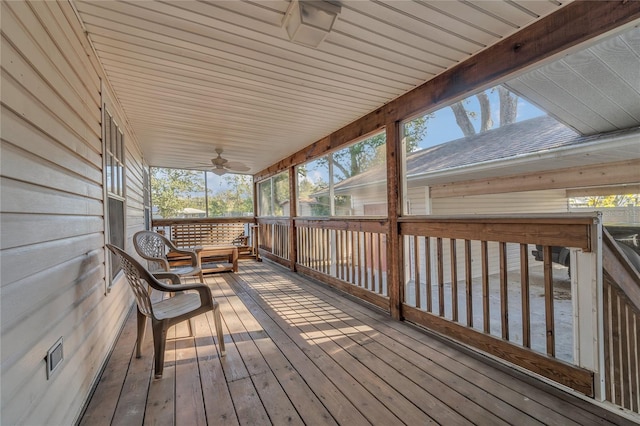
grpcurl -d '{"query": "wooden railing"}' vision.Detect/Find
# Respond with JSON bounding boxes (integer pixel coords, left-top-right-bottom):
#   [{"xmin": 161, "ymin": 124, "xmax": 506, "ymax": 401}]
[
  {"xmin": 294, "ymin": 218, "xmax": 389, "ymax": 310},
  {"xmin": 157, "ymin": 215, "xmax": 640, "ymax": 413},
  {"xmin": 399, "ymin": 215, "xmax": 598, "ymax": 396},
  {"xmin": 602, "ymin": 229, "xmax": 640, "ymax": 414},
  {"xmin": 257, "ymin": 218, "xmax": 290, "ymax": 266}
]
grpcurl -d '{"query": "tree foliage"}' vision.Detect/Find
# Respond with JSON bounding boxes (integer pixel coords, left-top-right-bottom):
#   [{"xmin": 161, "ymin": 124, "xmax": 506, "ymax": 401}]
[
  {"xmin": 325, "ymin": 114, "xmax": 431, "ymax": 181},
  {"xmin": 208, "ymin": 174, "xmax": 253, "ymax": 216},
  {"xmin": 151, "ymin": 168, "xmax": 204, "ymax": 218},
  {"xmin": 152, "ymin": 169, "xmax": 253, "ymax": 218},
  {"xmin": 572, "ymin": 194, "xmax": 640, "ymax": 208}
]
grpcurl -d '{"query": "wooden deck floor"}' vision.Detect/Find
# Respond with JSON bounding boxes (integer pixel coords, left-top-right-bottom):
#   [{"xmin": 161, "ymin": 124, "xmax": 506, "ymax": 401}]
[{"xmin": 80, "ymin": 260, "xmax": 634, "ymax": 425}]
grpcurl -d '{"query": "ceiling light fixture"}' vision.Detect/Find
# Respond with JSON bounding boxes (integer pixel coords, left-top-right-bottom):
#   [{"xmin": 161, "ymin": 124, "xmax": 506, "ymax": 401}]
[{"xmin": 283, "ymin": 0, "xmax": 341, "ymax": 48}]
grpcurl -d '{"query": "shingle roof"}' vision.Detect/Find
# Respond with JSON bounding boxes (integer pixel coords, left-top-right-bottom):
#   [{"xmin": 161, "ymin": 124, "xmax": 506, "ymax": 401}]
[
  {"xmin": 334, "ymin": 115, "xmax": 636, "ymax": 191},
  {"xmin": 407, "ymin": 115, "xmax": 576, "ymax": 175}
]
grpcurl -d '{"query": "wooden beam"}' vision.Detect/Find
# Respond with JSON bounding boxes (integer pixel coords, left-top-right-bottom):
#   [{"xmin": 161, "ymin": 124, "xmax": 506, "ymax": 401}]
[
  {"xmin": 254, "ymin": 1, "xmax": 640, "ymax": 181},
  {"xmin": 386, "ymin": 121, "xmax": 402, "ymax": 320},
  {"xmin": 288, "ymin": 166, "xmax": 297, "ymax": 271},
  {"xmin": 430, "ymin": 160, "xmax": 640, "ymax": 199}
]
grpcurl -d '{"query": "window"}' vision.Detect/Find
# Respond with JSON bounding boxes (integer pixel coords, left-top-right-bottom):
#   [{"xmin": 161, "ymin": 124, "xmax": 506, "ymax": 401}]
[
  {"xmin": 296, "ymin": 132, "xmax": 387, "ymax": 217},
  {"xmin": 143, "ymin": 168, "xmax": 151, "ymax": 230},
  {"xmin": 104, "ymin": 108, "xmax": 125, "ymax": 282},
  {"xmin": 257, "ymin": 170, "xmax": 289, "ymax": 217},
  {"xmin": 400, "ymin": 84, "xmax": 565, "ymax": 215},
  {"xmin": 151, "ymin": 168, "xmax": 253, "ymax": 219}
]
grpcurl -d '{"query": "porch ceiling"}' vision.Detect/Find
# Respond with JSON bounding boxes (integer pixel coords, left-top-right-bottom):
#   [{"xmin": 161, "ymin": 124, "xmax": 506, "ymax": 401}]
[{"xmin": 71, "ymin": 0, "xmax": 569, "ymax": 175}]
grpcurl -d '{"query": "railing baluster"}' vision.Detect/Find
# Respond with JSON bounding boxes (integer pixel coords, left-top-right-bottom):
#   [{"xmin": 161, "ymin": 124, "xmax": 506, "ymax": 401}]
[
  {"xmin": 520, "ymin": 243, "xmax": 531, "ymax": 348},
  {"xmin": 543, "ymin": 245, "xmax": 555, "ymax": 357},
  {"xmin": 357, "ymin": 232, "xmax": 362, "ymax": 287},
  {"xmin": 426, "ymin": 237, "xmax": 432, "ymax": 313},
  {"xmin": 437, "ymin": 237, "xmax": 444, "ymax": 317},
  {"xmin": 363, "ymin": 232, "xmax": 369, "ymax": 290},
  {"xmin": 451, "ymin": 239, "xmax": 458, "ymax": 322},
  {"xmin": 612, "ymin": 292, "xmax": 622, "ymax": 405},
  {"xmin": 414, "ymin": 235, "xmax": 420, "ymax": 308},
  {"xmin": 465, "ymin": 240, "xmax": 472, "ymax": 328},
  {"xmin": 500, "ymin": 242, "xmax": 508, "ymax": 340},
  {"xmin": 622, "ymin": 305, "xmax": 631, "ymax": 409},
  {"xmin": 481, "ymin": 240, "xmax": 490, "ymax": 333},
  {"xmin": 377, "ymin": 233, "xmax": 383, "ymax": 295},
  {"xmin": 604, "ymin": 282, "xmax": 613, "ymax": 403},
  {"xmin": 369, "ymin": 232, "xmax": 376, "ymax": 292},
  {"xmin": 350, "ymin": 230, "xmax": 356, "ymax": 284}
]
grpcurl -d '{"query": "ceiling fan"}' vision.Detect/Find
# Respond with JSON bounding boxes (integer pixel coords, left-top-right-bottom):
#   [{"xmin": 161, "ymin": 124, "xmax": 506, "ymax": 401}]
[{"xmin": 203, "ymin": 148, "xmax": 250, "ymax": 176}]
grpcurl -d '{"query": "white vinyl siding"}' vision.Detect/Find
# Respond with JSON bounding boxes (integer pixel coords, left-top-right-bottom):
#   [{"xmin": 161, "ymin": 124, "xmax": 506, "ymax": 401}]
[
  {"xmin": 431, "ymin": 189, "xmax": 569, "ymax": 281},
  {"xmin": 350, "ymin": 182, "xmax": 388, "ymax": 216},
  {"xmin": 1, "ymin": 2, "xmax": 143, "ymax": 425},
  {"xmin": 431, "ymin": 189, "xmax": 569, "ymax": 215}
]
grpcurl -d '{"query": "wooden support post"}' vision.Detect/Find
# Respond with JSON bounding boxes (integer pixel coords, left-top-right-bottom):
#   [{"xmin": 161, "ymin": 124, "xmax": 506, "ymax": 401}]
[
  {"xmin": 571, "ymin": 218, "xmax": 604, "ymax": 401},
  {"xmin": 386, "ymin": 121, "xmax": 402, "ymax": 320},
  {"xmin": 288, "ymin": 166, "xmax": 297, "ymax": 271}
]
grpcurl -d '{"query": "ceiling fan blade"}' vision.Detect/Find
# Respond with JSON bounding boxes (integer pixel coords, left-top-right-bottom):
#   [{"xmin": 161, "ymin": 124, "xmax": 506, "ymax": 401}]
[{"xmin": 224, "ymin": 161, "xmax": 250, "ymax": 172}]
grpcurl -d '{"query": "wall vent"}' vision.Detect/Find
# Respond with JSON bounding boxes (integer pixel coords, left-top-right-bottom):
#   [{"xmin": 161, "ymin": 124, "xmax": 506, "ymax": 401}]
[{"xmin": 46, "ymin": 337, "xmax": 64, "ymax": 379}]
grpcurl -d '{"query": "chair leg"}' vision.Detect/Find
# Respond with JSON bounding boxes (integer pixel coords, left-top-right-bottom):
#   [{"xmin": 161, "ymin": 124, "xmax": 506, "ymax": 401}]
[
  {"xmin": 152, "ymin": 320, "xmax": 168, "ymax": 378},
  {"xmin": 212, "ymin": 304, "xmax": 226, "ymax": 356},
  {"xmin": 136, "ymin": 309, "xmax": 147, "ymax": 359},
  {"xmin": 187, "ymin": 318, "xmax": 195, "ymax": 337}
]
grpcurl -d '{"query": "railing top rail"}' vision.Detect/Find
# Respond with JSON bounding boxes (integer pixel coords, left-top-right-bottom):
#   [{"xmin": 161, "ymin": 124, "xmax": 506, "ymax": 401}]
[
  {"xmin": 399, "ymin": 212, "xmax": 600, "ymax": 225},
  {"xmin": 294, "ymin": 216, "xmax": 387, "ymax": 221},
  {"xmin": 295, "ymin": 217, "xmax": 388, "ymax": 233},
  {"xmin": 400, "ymin": 213, "xmax": 599, "ymax": 251},
  {"xmin": 152, "ymin": 217, "xmax": 255, "ymax": 226}
]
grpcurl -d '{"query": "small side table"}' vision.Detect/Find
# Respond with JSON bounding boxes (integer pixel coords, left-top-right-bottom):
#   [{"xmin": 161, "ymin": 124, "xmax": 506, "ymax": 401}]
[{"xmin": 195, "ymin": 245, "xmax": 238, "ymax": 273}]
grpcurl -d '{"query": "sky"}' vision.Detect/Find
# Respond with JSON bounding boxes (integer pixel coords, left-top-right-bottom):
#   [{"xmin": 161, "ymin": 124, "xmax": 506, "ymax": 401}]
[
  {"xmin": 414, "ymin": 87, "xmax": 546, "ymax": 150},
  {"xmin": 300, "ymin": 85, "xmax": 548, "ymax": 186}
]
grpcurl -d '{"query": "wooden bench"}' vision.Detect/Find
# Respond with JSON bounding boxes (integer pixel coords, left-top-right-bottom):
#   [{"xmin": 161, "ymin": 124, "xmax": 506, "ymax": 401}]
[{"xmin": 170, "ymin": 222, "xmax": 251, "ymax": 254}]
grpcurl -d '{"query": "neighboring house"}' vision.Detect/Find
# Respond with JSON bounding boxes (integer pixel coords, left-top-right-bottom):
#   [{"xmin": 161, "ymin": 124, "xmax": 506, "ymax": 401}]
[
  {"xmin": 330, "ymin": 115, "xmax": 640, "ymax": 281},
  {"xmin": 334, "ymin": 115, "xmax": 640, "ymax": 218}
]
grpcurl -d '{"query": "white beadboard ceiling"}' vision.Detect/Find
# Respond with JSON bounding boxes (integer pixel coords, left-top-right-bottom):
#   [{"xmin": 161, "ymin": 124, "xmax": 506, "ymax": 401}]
[
  {"xmin": 72, "ymin": 0, "xmax": 570, "ymax": 174},
  {"xmin": 506, "ymin": 27, "xmax": 640, "ymax": 135}
]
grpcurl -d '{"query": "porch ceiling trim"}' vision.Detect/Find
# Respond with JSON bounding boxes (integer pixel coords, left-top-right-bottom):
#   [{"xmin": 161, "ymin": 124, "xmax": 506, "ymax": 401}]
[{"xmin": 255, "ymin": 1, "xmax": 640, "ymax": 181}]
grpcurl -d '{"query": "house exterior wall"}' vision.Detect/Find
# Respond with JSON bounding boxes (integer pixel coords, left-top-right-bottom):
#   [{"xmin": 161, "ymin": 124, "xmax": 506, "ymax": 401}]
[
  {"xmin": 349, "ymin": 182, "xmax": 387, "ymax": 216},
  {"xmin": 425, "ymin": 189, "xmax": 569, "ymax": 282},
  {"xmin": 430, "ymin": 189, "xmax": 569, "ymax": 215},
  {"xmin": 1, "ymin": 2, "xmax": 144, "ymax": 424}
]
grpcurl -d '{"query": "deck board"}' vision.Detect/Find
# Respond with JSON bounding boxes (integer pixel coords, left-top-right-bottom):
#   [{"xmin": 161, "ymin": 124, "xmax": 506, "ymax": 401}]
[{"xmin": 80, "ymin": 260, "xmax": 636, "ymax": 425}]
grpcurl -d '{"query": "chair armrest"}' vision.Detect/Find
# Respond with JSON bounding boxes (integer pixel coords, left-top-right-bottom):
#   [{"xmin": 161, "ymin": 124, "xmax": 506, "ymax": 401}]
[
  {"xmin": 232, "ymin": 235, "xmax": 250, "ymax": 246},
  {"xmin": 169, "ymin": 282, "xmax": 215, "ymax": 307},
  {"xmin": 152, "ymin": 272, "xmax": 182, "ymax": 284},
  {"xmin": 168, "ymin": 247, "xmax": 199, "ymax": 264}
]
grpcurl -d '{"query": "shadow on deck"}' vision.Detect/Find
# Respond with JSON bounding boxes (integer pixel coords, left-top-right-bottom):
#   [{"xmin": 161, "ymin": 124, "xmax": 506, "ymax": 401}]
[{"xmin": 80, "ymin": 260, "xmax": 633, "ymax": 425}]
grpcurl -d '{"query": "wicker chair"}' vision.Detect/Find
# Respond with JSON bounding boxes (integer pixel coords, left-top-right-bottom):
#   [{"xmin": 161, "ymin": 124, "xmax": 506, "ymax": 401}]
[
  {"xmin": 106, "ymin": 244, "xmax": 225, "ymax": 378},
  {"xmin": 133, "ymin": 230, "xmax": 203, "ymax": 282}
]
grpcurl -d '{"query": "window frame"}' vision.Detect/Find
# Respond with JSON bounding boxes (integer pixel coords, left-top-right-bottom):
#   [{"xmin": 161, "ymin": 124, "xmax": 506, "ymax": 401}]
[{"xmin": 102, "ymin": 96, "xmax": 127, "ymax": 293}]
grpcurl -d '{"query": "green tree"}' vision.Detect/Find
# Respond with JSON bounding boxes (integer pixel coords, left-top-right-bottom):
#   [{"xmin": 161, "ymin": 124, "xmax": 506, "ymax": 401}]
[
  {"xmin": 208, "ymin": 174, "xmax": 253, "ymax": 216},
  {"xmin": 575, "ymin": 194, "xmax": 640, "ymax": 208},
  {"xmin": 151, "ymin": 168, "xmax": 204, "ymax": 218},
  {"xmin": 324, "ymin": 115, "xmax": 430, "ymax": 181}
]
